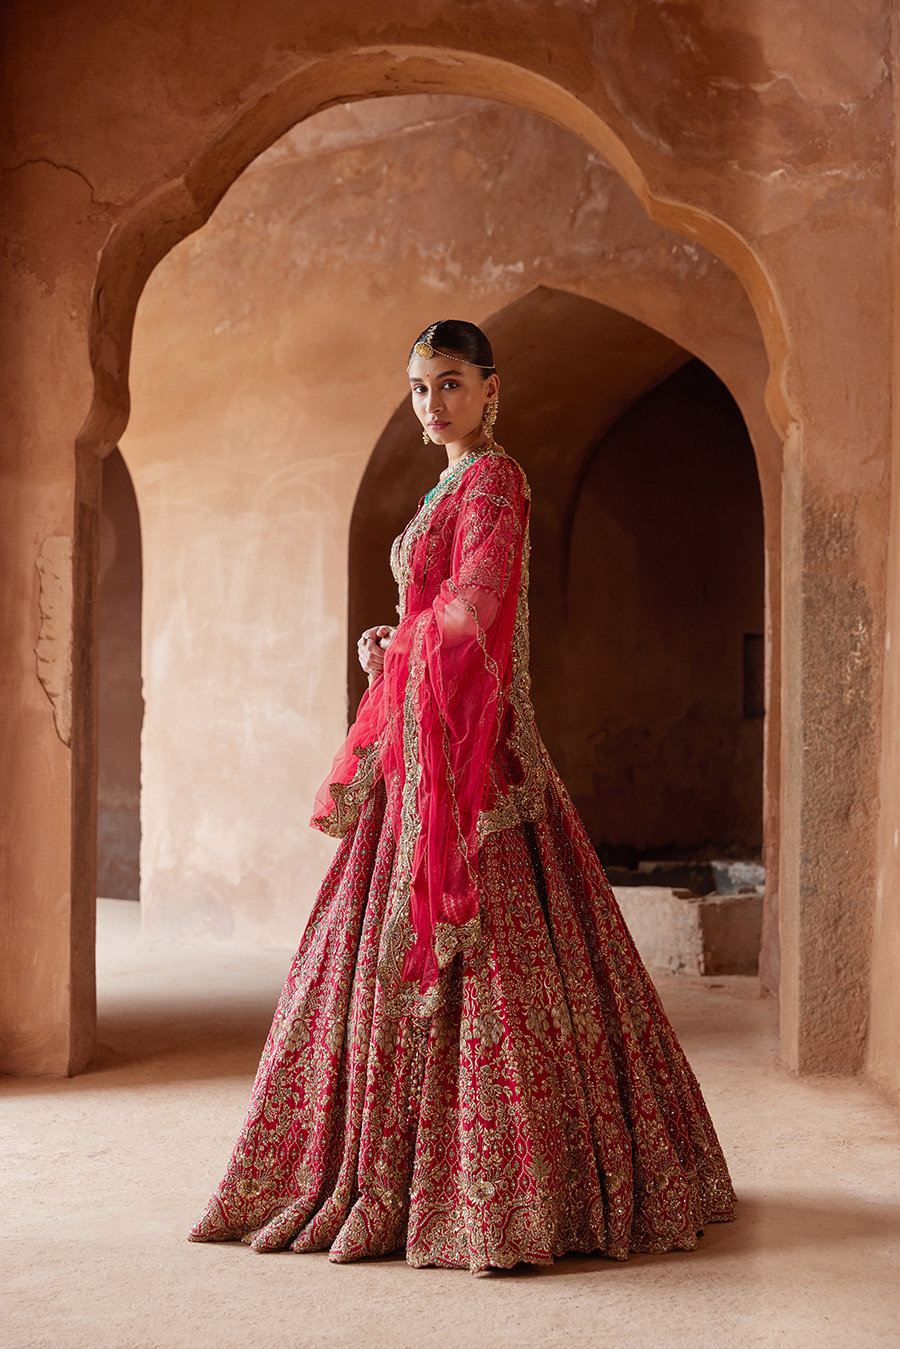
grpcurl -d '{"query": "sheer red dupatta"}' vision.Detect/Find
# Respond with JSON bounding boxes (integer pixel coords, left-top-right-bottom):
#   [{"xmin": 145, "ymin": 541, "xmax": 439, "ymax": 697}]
[
  {"xmin": 310, "ymin": 674, "xmax": 387, "ymax": 831},
  {"xmin": 313, "ymin": 452, "xmax": 527, "ymax": 991}
]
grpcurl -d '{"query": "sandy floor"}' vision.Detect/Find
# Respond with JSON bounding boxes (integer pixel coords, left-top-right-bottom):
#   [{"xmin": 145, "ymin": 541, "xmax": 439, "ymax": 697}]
[{"xmin": 2, "ymin": 898, "xmax": 899, "ymax": 1349}]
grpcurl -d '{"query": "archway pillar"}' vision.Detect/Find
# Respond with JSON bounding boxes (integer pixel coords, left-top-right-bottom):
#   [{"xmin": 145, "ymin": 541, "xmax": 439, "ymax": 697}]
[
  {"xmin": 774, "ymin": 216, "xmax": 891, "ymax": 1073},
  {"xmin": 779, "ymin": 442, "xmax": 883, "ymax": 1074},
  {"xmin": 0, "ymin": 166, "xmax": 104, "ymax": 1075}
]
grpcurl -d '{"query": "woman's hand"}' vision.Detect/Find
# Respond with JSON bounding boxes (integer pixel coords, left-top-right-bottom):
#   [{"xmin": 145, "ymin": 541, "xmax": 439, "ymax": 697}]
[{"xmin": 357, "ymin": 625, "xmax": 395, "ymax": 680}]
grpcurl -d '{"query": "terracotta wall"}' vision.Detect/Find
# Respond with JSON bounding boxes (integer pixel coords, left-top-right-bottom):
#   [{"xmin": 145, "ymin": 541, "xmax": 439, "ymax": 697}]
[
  {"xmin": 868, "ymin": 50, "xmax": 900, "ymax": 1104},
  {"xmin": 120, "ymin": 97, "xmax": 772, "ymax": 949}
]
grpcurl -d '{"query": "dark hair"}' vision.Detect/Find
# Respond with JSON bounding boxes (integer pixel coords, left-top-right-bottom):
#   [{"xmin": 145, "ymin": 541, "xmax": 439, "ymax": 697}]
[{"xmin": 409, "ymin": 319, "xmax": 496, "ymax": 376}]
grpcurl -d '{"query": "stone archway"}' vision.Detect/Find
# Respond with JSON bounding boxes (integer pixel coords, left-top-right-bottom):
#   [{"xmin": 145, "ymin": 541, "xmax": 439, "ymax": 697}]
[
  {"xmin": 8, "ymin": 49, "xmax": 794, "ymax": 1076},
  {"xmin": 351, "ymin": 287, "xmax": 765, "ymax": 884},
  {"xmin": 72, "ymin": 53, "xmax": 789, "ymax": 1057},
  {"xmin": 2, "ymin": 2, "xmax": 892, "ymax": 1098},
  {"xmin": 118, "ymin": 99, "xmax": 780, "ymax": 968},
  {"xmin": 77, "ymin": 47, "xmax": 793, "ymax": 466}
]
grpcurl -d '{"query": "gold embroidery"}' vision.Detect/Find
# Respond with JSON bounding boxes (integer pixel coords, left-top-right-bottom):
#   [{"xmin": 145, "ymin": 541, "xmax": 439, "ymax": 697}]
[
  {"xmin": 390, "ymin": 446, "xmax": 505, "ymax": 620},
  {"xmin": 376, "ymin": 616, "xmax": 445, "ymax": 1020},
  {"xmin": 316, "ymin": 742, "xmax": 381, "ymax": 839},
  {"xmin": 477, "ymin": 497, "xmax": 547, "ymax": 842},
  {"xmin": 190, "ymin": 782, "xmax": 736, "ymax": 1269},
  {"xmin": 433, "ymin": 910, "xmax": 482, "ymax": 969}
]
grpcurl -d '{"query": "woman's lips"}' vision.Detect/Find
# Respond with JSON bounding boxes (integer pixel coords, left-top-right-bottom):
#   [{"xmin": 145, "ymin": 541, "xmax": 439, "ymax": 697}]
[{"xmin": 429, "ymin": 420, "xmax": 449, "ymax": 430}]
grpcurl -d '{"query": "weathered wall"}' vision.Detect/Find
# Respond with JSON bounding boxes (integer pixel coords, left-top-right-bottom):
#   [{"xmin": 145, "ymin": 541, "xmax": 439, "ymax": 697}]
[
  {"xmin": 868, "ymin": 23, "xmax": 900, "ymax": 1105},
  {"xmin": 0, "ymin": 160, "xmax": 102, "ymax": 1073},
  {"xmin": 0, "ymin": 0, "xmax": 894, "ymax": 1089},
  {"xmin": 122, "ymin": 98, "xmax": 771, "ymax": 948},
  {"xmin": 97, "ymin": 449, "xmax": 143, "ymax": 902}
]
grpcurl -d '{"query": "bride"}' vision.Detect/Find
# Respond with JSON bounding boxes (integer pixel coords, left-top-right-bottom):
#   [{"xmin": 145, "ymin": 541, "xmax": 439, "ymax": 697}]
[{"xmin": 189, "ymin": 319, "xmax": 735, "ymax": 1271}]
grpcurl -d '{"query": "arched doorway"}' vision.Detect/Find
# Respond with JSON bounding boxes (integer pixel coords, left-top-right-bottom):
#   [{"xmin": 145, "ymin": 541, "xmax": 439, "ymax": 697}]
[
  {"xmin": 117, "ymin": 102, "xmax": 777, "ymax": 966},
  {"xmin": 561, "ymin": 358, "xmax": 763, "ymax": 865},
  {"xmin": 351, "ymin": 287, "xmax": 764, "ymax": 886}
]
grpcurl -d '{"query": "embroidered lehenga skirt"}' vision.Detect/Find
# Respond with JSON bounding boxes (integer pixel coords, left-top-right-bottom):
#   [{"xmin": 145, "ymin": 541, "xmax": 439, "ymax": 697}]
[{"xmin": 188, "ymin": 757, "xmax": 735, "ymax": 1271}]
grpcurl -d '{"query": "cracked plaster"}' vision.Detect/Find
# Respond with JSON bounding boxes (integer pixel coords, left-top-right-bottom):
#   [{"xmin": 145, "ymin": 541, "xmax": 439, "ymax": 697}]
[{"xmin": 34, "ymin": 536, "xmax": 74, "ymax": 748}]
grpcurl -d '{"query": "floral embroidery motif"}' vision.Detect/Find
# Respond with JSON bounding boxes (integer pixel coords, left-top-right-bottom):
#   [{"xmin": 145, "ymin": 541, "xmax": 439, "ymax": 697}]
[{"xmin": 318, "ymin": 742, "xmax": 381, "ymax": 839}]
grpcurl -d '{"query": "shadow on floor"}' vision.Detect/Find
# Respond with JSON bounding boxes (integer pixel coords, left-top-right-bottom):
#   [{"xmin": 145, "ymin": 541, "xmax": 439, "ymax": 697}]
[{"xmin": 89, "ymin": 1003, "xmax": 278, "ymax": 1082}]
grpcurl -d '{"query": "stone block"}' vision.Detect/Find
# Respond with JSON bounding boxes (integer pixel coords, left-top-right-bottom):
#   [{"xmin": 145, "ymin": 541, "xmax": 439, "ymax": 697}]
[
  {"xmin": 710, "ymin": 859, "xmax": 766, "ymax": 893},
  {"xmin": 612, "ymin": 886, "xmax": 763, "ymax": 977}
]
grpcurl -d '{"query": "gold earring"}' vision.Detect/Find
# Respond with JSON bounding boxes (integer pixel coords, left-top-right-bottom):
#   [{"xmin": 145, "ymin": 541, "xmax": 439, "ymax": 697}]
[
  {"xmin": 422, "ymin": 427, "xmax": 431, "ymax": 445},
  {"xmin": 483, "ymin": 395, "xmax": 499, "ymax": 440}
]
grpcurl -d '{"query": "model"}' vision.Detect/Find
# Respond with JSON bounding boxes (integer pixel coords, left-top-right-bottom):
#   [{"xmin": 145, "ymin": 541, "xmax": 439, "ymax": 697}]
[{"xmin": 189, "ymin": 319, "xmax": 735, "ymax": 1271}]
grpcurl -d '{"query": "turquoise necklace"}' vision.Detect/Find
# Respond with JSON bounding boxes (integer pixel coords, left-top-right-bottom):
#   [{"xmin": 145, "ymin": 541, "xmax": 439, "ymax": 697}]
[{"xmin": 422, "ymin": 444, "xmax": 494, "ymax": 508}]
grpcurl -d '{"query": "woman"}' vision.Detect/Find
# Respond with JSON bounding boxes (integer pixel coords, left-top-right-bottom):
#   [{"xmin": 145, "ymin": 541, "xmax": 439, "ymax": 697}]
[{"xmin": 189, "ymin": 319, "xmax": 735, "ymax": 1271}]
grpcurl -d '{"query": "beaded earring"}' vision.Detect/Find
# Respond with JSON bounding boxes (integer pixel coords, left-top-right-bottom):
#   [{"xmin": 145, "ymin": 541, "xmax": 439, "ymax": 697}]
[
  {"xmin": 483, "ymin": 395, "xmax": 499, "ymax": 441},
  {"xmin": 422, "ymin": 427, "xmax": 431, "ymax": 445}
]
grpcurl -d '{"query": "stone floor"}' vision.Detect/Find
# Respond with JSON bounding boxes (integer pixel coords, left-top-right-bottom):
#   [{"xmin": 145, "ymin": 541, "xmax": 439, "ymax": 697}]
[{"xmin": 2, "ymin": 899, "xmax": 899, "ymax": 1349}]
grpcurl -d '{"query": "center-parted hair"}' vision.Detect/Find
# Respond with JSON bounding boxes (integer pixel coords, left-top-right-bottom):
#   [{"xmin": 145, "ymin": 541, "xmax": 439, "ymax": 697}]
[{"xmin": 408, "ymin": 320, "xmax": 496, "ymax": 376}]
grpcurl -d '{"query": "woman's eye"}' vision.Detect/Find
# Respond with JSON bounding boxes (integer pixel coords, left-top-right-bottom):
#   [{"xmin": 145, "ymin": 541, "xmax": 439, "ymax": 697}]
[{"xmin": 442, "ymin": 381, "xmax": 459, "ymax": 389}]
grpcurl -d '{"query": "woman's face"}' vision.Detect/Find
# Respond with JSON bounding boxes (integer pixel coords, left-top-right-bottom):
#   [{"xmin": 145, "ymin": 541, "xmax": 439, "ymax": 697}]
[{"xmin": 408, "ymin": 354, "xmax": 499, "ymax": 445}]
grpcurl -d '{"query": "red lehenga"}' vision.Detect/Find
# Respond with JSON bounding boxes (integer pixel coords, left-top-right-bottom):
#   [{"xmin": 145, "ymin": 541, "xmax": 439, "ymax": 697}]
[{"xmin": 189, "ymin": 445, "xmax": 735, "ymax": 1271}]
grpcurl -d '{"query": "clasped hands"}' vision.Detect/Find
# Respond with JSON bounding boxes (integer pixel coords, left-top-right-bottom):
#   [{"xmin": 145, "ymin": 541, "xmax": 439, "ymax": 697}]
[{"xmin": 357, "ymin": 625, "xmax": 395, "ymax": 680}]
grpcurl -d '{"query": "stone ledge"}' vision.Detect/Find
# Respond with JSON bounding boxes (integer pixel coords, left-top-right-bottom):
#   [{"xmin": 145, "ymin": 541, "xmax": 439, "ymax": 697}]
[{"xmin": 612, "ymin": 885, "xmax": 763, "ymax": 977}]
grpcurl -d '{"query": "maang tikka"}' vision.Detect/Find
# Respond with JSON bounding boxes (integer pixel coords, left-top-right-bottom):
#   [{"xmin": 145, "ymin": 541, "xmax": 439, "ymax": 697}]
[{"xmin": 412, "ymin": 323, "xmax": 498, "ymax": 444}]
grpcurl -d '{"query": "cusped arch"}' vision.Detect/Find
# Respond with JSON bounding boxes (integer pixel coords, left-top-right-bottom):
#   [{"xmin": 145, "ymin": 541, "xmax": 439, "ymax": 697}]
[{"xmin": 77, "ymin": 45, "xmax": 793, "ymax": 462}]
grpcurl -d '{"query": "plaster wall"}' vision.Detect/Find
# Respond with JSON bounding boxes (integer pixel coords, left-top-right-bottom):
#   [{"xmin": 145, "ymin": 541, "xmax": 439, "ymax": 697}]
[
  {"xmin": 867, "ymin": 31, "xmax": 900, "ymax": 1104},
  {"xmin": 122, "ymin": 97, "xmax": 772, "ymax": 949},
  {"xmin": 0, "ymin": 163, "xmax": 102, "ymax": 1074}
]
